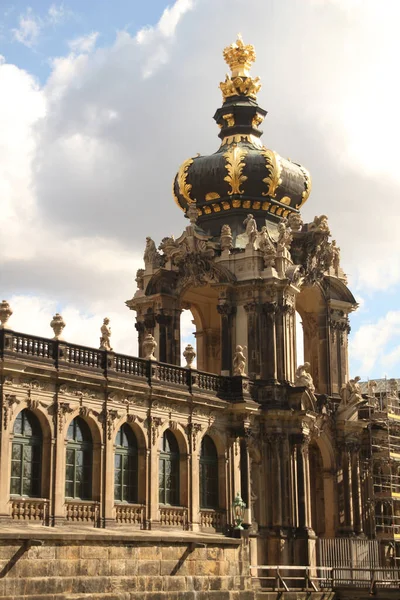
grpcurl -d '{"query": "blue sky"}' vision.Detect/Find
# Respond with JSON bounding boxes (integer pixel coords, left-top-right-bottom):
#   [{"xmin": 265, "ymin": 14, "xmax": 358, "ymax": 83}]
[{"xmin": 1, "ymin": 0, "xmax": 400, "ymax": 380}]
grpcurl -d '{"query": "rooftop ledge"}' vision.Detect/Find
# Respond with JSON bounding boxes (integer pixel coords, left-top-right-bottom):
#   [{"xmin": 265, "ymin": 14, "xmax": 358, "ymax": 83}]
[{"xmin": 0, "ymin": 523, "xmax": 241, "ymax": 545}]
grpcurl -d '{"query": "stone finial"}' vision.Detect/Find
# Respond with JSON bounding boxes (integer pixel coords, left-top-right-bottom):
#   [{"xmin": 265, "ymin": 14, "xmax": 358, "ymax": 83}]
[
  {"xmin": 50, "ymin": 313, "xmax": 66, "ymax": 340},
  {"xmin": 233, "ymin": 345, "xmax": 247, "ymax": 376},
  {"xmin": 0, "ymin": 300, "xmax": 13, "ymax": 329},
  {"xmin": 295, "ymin": 362, "xmax": 315, "ymax": 393},
  {"xmin": 143, "ymin": 333, "xmax": 157, "ymax": 361},
  {"xmin": 99, "ymin": 317, "xmax": 113, "ymax": 351},
  {"xmin": 183, "ymin": 344, "xmax": 196, "ymax": 368},
  {"xmin": 288, "ymin": 212, "xmax": 303, "ymax": 232},
  {"xmin": 243, "ymin": 214, "xmax": 257, "ymax": 249},
  {"xmin": 220, "ymin": 224, "xmax": 233, "ymax": 252}
]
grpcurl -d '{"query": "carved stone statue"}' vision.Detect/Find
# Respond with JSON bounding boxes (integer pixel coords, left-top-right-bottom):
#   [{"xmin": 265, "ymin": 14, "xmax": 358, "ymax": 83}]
[
  {"xmin": 183, "ymin": 344, "xmax": 196, "ymax": 368},
  {"xmin": 367, "ymin": 380, "xmax": 377, "ymax": 398},
  {"xmin": 50, "ymin": 313, "xmax": 66, "ymax": 340},
  {"xmin": 340, "ymin": 376, "xmax": 362, "ymax": 406},
  {"xmin": 143, "ymin": 333, "xmax": 157, "ymax": 361},
  {"xmin": 243, "ymin": 214, "xmax": 257, "ymax": 248},
  {"xmin": 258, "ymin": 226, "xmax": 276, "ymax": 267},
  {"xmin": 135, "ymin": 269, "xmax": 145, "ymax": 291},
  {"xmin": 186, "ymin": 203, "xmax": 198, "ymax": 225},
  {"xmin": 277, "ymin": 219, "xmax": 293, "ymax": 252},
  {"xmin": 310, "ymin": 214, "xmax": 330, "ymax": 235},
  {"xmin": 288, "ymin": 212, "xmax": 303, "ymax": 232},
  {"xmin": 220, "ymin": 224, "xmax": 233, "ymax": 252},
  {"xmin": 99, "ymin": 317, "xmax": 112, "ymax": 351},
  {"xmin": 233, "ymin": 345, "xmax": 247, "ymax": 376},
  {"xmin": 295, "ymin": 362, "xmax": 315, "ymax": 393},
  {"xmin": 331, "ymin": 240, "xmax": 341, "ymax": 273},
  {"xmin": 143, "ymin": 237, "xmax": 159, "ymax": 268},
  {"xmin": 0, "ymin": 300, "xmax": 12, "ymax": 328}
]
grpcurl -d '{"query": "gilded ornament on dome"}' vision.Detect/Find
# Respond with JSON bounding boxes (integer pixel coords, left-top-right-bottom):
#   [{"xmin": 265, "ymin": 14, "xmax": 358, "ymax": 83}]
[
  {"xmin": 222, "ymin": 202, "xmax": 230, "ymax": 210},
  {"xmin": 252, "ymin": 114, "xmax": 264, "ymax": 128},
  {"xmin": 205, "ymin": 192, "xmax": 221, "ymax": 201},
  {"xmin": 221, "ymin": 133, "xmax": 262, "ymax": 148},
  {"xmin": 222, "ymin": 113, "xmax": 235, "ymax": 127},
  {"xmin": 212, "ymin": 203, "xmax": 221, "ymax": 212},
  {"xmin": 280, "ymin": 196, "xmax": 291, "ymax": 206},
  {"xmin": 261, "ymin": 148, "xmax": 282, "ymax": 198},
  {"xmin": 223, "ymin": 146, "xmax": 248, "ymax": 195},
  {"xmin": 177, "ymin": 157, "xmax": 195, "ymax": 204},
  {"xmin": 219, "ymin": 74, "xmax": 261, "ymax": 101},
  {"xmin": 252, "ymin": 201, "xmax": 261, "ymax": 210},
  {"xmin": 262, "ymin": 201, "xmax": 271, "ymax": 211},
  {"xmin": 242, "ymin": 200, "xmax": 251, "ymax": 209},
  {"xmin": 222, "ymin": 35, "xmax": 256, "ymax": 77},
  {"xmin": 232, "ymin": 199, "xmax": 241, "ymax": 208}
]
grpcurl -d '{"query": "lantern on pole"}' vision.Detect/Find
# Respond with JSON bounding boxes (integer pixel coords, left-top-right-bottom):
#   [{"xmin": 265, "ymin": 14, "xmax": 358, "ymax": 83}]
[{"xmin": 233, "ymin": 492, "xmax": 246, "ymax": 530}]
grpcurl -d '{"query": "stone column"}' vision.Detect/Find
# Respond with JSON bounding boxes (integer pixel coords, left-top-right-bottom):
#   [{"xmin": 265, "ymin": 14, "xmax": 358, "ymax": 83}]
[
  {"xmin": 102, "ymin": 411, "xmax": 116, "ymax": 528},
  {"xmin": 148, "ymin": 417, "xmax": 162, "ymax": 528},
  {"xmin": 0, "ymin": 396, "xmax": 15, "ymax": 519},
  {"xmin": 275, "ymin": 300, "xmax": 296, "ymax": 384},
  {"xmin": 217, "ymin": 303, "xmax": 235, "ymax": 376},
  {"xmin": 292, "ymin": 434, "xmax": 313, "ymax": 533},
  {"xmin": 261, "ymin": 302, "xmax": 277, "ymax": 381},
  {"xmin": 339, "ymin": 443, "xmax": 355, "ymax": 535},
  {"xmin": 135, "ymin": 321, "xmax": 146, "ymax": 358},
  {"xmin": 350, "ymin": 444, "xmax": 363, "ymax": 535},
  {"xmin": 52, "ymin": 400, "xmax": 71, "ymax": 525},
  {"xmin": 244, "ymin": 302, "xmax": 261, "ymax": 379},
  {"xmin": 155, "ymin": 311, "xmax": 172, "ymax": 364}
]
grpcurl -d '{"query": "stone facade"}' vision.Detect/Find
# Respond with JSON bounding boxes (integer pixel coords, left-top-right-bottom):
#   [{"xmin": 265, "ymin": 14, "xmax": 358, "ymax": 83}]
[{"xmin": 1, "ymin": 36, "xmax": 400, "ymax": 600}]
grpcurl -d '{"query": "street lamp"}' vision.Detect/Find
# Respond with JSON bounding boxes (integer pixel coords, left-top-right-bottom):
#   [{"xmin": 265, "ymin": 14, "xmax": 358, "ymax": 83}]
[{"xmin": 233, "ymin": 492, "xmax": 246, "ymax": 530}]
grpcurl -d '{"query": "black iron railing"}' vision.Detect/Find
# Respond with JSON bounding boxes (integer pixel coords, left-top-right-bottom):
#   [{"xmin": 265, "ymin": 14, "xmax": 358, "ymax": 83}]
[{"xmin": 0, "ymin": 328, "xmax": 250, "ymax": 400}]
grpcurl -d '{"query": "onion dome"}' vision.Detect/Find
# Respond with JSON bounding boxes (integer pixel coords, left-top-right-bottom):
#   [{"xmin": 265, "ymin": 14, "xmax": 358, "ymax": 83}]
[{"xmin": 173, "ymin": 36, "xmax": 311, "ymax": 236}]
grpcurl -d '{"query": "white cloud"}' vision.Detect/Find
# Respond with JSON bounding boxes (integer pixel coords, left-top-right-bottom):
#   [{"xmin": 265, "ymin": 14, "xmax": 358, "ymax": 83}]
[
  {"xmin": 47, "ymin": 3, "xmax": 68, "ymax": 25},
  {"xmin": 12, "ymin": 8, "xmax": 41, "ymax": 48},
  {"xmin": 68, "ymin": 32, "xmax": 99, "ymax": 54},
  {"xmin": 12, "ymin": 4, "xmax": 71, "ymax": 48},
  {"xmin": 350, "ymin": 311, "xmax": 400, "ymax": 377}
]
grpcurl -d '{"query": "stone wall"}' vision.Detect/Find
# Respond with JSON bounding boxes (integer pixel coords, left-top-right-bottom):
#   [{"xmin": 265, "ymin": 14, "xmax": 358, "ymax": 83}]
[{"xmin": 0, "ymin": 532, "xmax": 255, "ymax": 600}]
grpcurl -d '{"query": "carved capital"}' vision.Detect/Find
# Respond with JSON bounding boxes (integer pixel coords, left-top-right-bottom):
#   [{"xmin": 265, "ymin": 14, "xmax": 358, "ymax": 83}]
[{"xmin": 3, "ymin": 395, "xmax": 19, "ymax": 431}]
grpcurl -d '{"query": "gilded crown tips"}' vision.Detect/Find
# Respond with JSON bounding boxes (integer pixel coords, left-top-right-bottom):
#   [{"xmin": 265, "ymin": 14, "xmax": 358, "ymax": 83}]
[
  {"xmin": 220, "ymin": 35, "xmax": 261, "ymax": 101},
  {"xmin": 223, "ymin": 34, "xmax": 256, "ymax": 77}
]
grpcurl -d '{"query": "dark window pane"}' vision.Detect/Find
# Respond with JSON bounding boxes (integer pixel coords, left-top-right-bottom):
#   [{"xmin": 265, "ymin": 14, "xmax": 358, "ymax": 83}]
[
  {"xmin": 12, "ymin": 444, "xmax": 22, "ymax": 460},
  {"xmin": 13, "ymin": 414, "xmax": 22, "ymax": 435},
  {"xmin": 10, "ymin": 478, "xmax": 20, "ymax": 495}
]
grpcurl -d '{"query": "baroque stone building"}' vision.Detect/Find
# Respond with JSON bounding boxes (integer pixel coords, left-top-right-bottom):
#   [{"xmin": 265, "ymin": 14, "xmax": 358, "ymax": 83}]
[{"xmin": 0, "ymin": 37, "xmax": 399, "ymax": 599}]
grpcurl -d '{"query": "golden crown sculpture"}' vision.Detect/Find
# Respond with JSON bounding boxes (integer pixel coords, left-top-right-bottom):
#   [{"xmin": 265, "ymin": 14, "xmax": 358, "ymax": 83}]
[
  {"xmin": 220, "ymin": 35, "xmax": 261, "ymax": 101},
  {"xmin": 222, "ymin": 34, "xmax": 256, "ymax": 77}
]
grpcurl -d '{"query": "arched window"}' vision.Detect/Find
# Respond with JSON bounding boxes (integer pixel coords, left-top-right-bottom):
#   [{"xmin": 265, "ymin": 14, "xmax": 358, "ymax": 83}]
[
  {"xmin": 65, "ymin": 417, "xmax": 92, "ymax": 500},
  {"xmin": 114, "ymin": 424, "xmax": 138, "ymax": 503},
  {"xmin": 11, "ymin": 410, "xmax": 42, "ymax": 497},
  {"xmin": 159, "ymin": 430, "xmax": 179, "ymax": 505},
  {"xmin": 200, "ymin": 435, "xmax": 218, "ymax": 509}
]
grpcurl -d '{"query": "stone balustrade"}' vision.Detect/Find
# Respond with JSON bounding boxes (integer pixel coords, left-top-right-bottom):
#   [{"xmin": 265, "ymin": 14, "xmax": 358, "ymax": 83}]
[
  {"xmin": 159, "ymin": 506, "xmax": 188, "ymax": 529},
  {"xmin": 200, "ymin": 509, "xmax": 226, "ymax": 531},
  {"xmin": 11, "ymin": 498, "xmax": 49, "ymax": 523},
  {"xmin": 65, "ymin": 501, "xmax": 100, "ymax": 525},
  {"xmin": 114, "ymin": 503, "xmax": 145, "ymax": 526},
  {"xmin": 0, "ymin": 328, "xmax": 247, "ymax": 398}
]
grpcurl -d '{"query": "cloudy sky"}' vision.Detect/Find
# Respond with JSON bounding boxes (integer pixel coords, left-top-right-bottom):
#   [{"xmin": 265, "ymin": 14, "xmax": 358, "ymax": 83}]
[{"xmin": 0, "ymin": 0, "xmax": 399, "ymax": 379}]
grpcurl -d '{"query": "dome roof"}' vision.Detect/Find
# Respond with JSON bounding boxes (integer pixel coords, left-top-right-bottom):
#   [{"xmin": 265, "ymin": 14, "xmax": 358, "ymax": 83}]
[{"xmin": 173, "ymin": 36, "xmax": 311, "ymax": 235}]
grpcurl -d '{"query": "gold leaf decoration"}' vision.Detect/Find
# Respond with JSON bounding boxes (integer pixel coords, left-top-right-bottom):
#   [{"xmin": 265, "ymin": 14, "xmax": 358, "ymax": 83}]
[
  {"xmin": 177, "ymin": 157, "xmax": 194, "ymax": 204},
  {"xmin": 223, "ymin": 145, "xmax": 248, "ymax": 195},
  {"xmin": 205, "ymin": 192, "xmax": 221, "ymax": 201},
  {"xmin": 261, "ymin": 148, "xmax": 282, "ymax": 198},
  {"xmin": 280, "ymin": 196, "xmax": 291, "ymax": 206}
]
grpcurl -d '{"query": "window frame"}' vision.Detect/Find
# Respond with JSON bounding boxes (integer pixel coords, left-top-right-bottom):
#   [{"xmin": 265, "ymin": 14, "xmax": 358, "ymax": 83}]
[
  {"xmin": 199, "ymin": 435, "xmax": 219, "ymax": 509},
  {"xmin": 114, "ymin": 424, "xmax": 138, "ymax": 504},
  {"xmin": 10, "ymin": 410, "xmax": 42, "ymax": 498},
  {"xmin": 65, "ymin": 417, "xmax": 93, "ymax": 501},
  {"xmin": 159, "ymin": 430, "xmax": 180, "ymax": 506}
]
